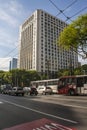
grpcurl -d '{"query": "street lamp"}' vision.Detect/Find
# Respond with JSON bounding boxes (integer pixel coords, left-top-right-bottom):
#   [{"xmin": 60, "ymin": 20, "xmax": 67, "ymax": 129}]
[
  {"xmin": 68, "ymin": 56, "xmax": 73, "ymax": 76},
  {"xmin": 27, "ymin": 79, "xmax": 29, "ymax": 87},
  {"xmin": 47, "ymin": 59, "xmax": 50, "ymax": 79},
  {"xmin": 0, "ymin": 78, "xmax": 2, "ymax": 85}
]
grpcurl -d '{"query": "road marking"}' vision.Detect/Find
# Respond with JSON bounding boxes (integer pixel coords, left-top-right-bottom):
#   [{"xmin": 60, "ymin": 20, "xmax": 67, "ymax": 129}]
[
  {"xmin": 41, "ymin": 95, "xmax": 87, "ymax": 102},
  {"xmin": 1, "ymin": 99, "xmax": 77, "ymax": 124},
  {"xmin": 0, "ymin": 101, "xmax": 3, "ymax": 104},
  {"xmin": 3, "ymin": 118, "xmax": 76, "ymax": 130},
  {"xmin": 23, "ymin": 97, "xmax": 87, "ymax": 109},
  {"xmin": 52, "ymin": 97, "xmax": 87, "ymax": 103}
]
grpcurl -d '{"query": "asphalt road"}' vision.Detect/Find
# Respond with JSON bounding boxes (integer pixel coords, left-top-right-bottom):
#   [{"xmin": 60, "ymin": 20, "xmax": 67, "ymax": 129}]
[{"xmin": 0, "ymin": 94, "xmax": 87, "ymax": 130}]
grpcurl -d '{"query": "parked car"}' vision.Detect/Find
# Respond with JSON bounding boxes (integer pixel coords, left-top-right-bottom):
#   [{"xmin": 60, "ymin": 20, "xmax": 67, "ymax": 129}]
[
  {"xmin": 4, "ymin": 88, "xmax": 12, "ymax": 94},
  {"xmin": 0, "ymin": 84, "xmax": 12, "ymax": 94},
  {"xmin": 23, "ymin": 87, "xmax": 31, "ymax": 95},
  {"xmin": 44, "ymin": 87, "xmax": 52, "ymax": 95},
  {"xmin": 30, "ymin": 87, "xmax": 38, "ymax": 95},
  {"xmin": 9, "ymin": 87, "xmax": 25, "ymax": 96},
  {"xmin": 37, "ymin": 85, "xmax": 46, "ymax": 94}
]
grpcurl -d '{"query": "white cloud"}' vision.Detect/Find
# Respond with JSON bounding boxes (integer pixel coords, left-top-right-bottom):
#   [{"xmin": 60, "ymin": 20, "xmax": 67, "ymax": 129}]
[
  {"xmin": 0, "ymin": 28, "xmax": 17, "ymax": 48},
  {"xmin": 7, "ymin": 0, "xmax": 23, "ymax": 15},
  {"xmin": 0, "ymin": 0, "xmax": 27, "ymax": 49},
  {"xmin": 0, "ymin": 0, "xmax": 32, "ymax": 71},
  {"xmin": 0, "ymin": 57, "xmax": 11, "ymax": 71},
  {"xmin": 0, "ymin": 9, "xmax": 19, "ymax": 27},
  {"xmin": 0, "ymin": 0, "xmax": 25, "ymax": 27}
]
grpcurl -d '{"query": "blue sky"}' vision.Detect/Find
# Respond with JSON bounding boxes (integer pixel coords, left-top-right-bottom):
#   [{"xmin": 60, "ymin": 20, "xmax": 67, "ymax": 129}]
[{"xmin": 0, "ymin": 0, "xmax": 87, "ymax": 71}]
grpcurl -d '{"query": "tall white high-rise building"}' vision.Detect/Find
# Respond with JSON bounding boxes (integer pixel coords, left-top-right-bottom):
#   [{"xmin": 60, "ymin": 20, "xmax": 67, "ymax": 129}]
[{"xmin": 18, "ymin": 9, "xmax": 78, "ymax": 78}]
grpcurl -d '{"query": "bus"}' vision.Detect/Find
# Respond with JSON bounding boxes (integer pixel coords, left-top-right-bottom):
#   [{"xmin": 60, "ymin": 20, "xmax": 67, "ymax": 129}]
[
  {"xmin": 58, "ymin": 75, "xmax": 87, "ymax": 95},
  {"xmin": 31, "ymin": 79, "xmax": 59, "ymax": 94}
]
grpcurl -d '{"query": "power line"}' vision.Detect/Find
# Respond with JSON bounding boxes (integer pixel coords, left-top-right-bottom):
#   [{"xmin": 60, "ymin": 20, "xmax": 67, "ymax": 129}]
[
  {"xmin": 49, "ymin": 0, "xmax": 60, "ymax": 13},
  {"xmin": 0, "ymin": 43, "xmax": 19, "ymax": 69},
  {"xmin": 0, "ymin": 53, "xmax": 18, "ymax": 70},
  {"xmin": 67, "ymin": 6, "xmax": 87, "ymax": 21},
  {"xmin": 49, "ymin": 0, "xmax": 87, "ymax": 23},
  {"xmin": 4, "ymin": 45, "xmax": 18, "ymax": 58},
  {"xmin": 63, "ymin": 0, "xmax": 78, "ymax": 12},
  {"xmin": 48, "ymin": 0, "xmax": 87, "ymax": 58},
  {"xmin": 0, "ymin": 1, "xmax": 87, "ymax": 70},
  {"xmin": 56, "ymin": 0, "xmax": 78, "ymax": 17},
  {"xmin": 49, "ymin": 0, "xmax": 77, "ymax": 21}
]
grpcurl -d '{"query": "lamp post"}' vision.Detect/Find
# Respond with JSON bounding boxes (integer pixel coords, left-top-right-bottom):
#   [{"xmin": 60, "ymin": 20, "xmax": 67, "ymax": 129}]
[
  {"xmin": 0, "ymin": 78, "xmax": 2, "ymax": 86},
  {"xmin": 47, "ymin": 59, "xmax": 50, "ymax": 79},
  {"xmin": 27, "ymin": 79, "xmax": 29, "ymax": 87},
  {"xmin": 68, "ymin": 56, "xmax": 73, "ymax": 76}
]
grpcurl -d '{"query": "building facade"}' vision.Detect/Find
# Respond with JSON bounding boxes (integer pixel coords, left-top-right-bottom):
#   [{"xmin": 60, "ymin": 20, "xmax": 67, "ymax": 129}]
[
  {"xmin": 18, "ymin": 9, "xmax": 78, "ymax": 78},
  {"xmin": 9, "ymin": 58, "xmax": 18, "ymax": 70}
]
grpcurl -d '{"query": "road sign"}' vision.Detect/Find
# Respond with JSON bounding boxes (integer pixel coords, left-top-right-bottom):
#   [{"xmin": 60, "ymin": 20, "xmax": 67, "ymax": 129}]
[{"xmin": 4, "ymin": 118, "xmax": 77, "ymax": 130}]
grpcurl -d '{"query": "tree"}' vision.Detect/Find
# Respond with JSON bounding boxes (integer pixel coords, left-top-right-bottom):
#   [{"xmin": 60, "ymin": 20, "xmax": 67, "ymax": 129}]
[
  {"xmin": 58, "ymin": 69, "xmax": 69, "ymax": 77},
  {"xmin": 81, "ymin": 64, "xmax": 87, "ymax": 74},
  {"xmin": 58, "ymin": 13, "xmax": 87, "ymax": 58},
  {"xmin": 73, "ymin": 67, "xmax": 82, "ymax": 75}
]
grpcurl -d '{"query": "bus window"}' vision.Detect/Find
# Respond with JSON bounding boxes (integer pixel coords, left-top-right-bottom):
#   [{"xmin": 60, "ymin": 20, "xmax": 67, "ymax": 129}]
[
  {"xmin": 67, "ymin": 78, "xmax": 76, "ymax": 84},
  {"xmin": 58, "ymin": 78, "xmax": 67, "ymax": 89},
  {"xmin": 48, "ymin": 81, "xmax": 58, "ymax": 85},
  {"xmin": 84, "ymin": 76, "xmax": 87, "ymax": 84},
  {"xmin": 77, "ymin": 77, "xmax": 84, "ymax": 87}
]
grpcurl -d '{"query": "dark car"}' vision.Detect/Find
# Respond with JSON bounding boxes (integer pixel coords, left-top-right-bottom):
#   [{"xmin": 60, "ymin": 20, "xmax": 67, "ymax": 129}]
[
  {"xmin": 4, "ymin": 88, "xmax": 12, "ymax": 94},
  {"xmin": 30, "ymin": 87, "xmax": 38, "ymax": 95},
  {"xmin": 44, "ymin": 87, "xmax": 52, "ymax": 95},
  {"xmin": 9, "ymin": 87, "xmax": 25, "ymax": 96},
  {"xmin": 0, "ymin": 84, "xmax": 12, "ymax": 94}
]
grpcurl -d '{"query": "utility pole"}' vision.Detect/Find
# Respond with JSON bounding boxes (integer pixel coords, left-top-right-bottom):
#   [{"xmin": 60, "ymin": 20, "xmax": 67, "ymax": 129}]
[{"xmin": 47, "ymin": 59, "xmax": 50, "ymax": 79}]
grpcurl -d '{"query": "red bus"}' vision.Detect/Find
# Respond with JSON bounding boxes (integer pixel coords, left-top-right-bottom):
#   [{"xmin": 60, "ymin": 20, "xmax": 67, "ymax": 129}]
[{"xmin": 58, "ymin": 75, "xmax": 87, "ymax": 95}]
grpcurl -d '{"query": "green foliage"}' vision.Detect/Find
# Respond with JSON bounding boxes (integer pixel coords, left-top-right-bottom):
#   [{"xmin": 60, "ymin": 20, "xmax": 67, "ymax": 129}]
[
  {"xmin": 58, "ymin": 13, "xmax": 87, "ymax": 55},
  {"xmin": 73, "ymin": 67, "xmax": 82, "ymax": 75},
  {"xmin": 0, "ymin": 69, "xmax": 41, "ymax": 87},
  {"xmin": 0, "ymin": 65, "xmax": 87, "ymax": 86},
  {"xmin": 82, "ymin": 64, "xmax": 87, "ymax": 70},
  {"xmin": 58, "ymin": 69, "xmax": 69, "ymax": 77}
]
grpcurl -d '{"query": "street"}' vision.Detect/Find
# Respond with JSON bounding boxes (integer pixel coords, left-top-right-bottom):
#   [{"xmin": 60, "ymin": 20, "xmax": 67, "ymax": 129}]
[{"xmin": 0, "ymin": 94, "xmax": 87, "ymax": 130}]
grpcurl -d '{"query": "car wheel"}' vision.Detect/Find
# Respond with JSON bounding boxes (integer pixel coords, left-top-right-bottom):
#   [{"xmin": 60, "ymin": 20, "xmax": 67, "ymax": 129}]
[{"xmin": 22, "ymin": 93, "xmax": 24, "ymax": 96}]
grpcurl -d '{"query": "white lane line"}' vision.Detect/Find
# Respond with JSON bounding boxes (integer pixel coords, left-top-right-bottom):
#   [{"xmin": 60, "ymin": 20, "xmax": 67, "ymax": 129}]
[
  {"xmin": 50, "ymin": 97, "xmax": 87, "ymax": 103},
  {"xmin": 23, "ymin": 97, "xmax": 87, "ymax": 109},
  {"xmin": 0, "ymin": 101, "xmax": 3, "ymax": 104},
  {"xmin": 56, "ymin": 102, "xmax": 87, "ymax": 109},
  {"xmin": 40, "ymin": 95, "xmax": 87, "ymax": 103},
  {"xmin": 1, "ymin": 99, "xmax": 78, "ymax": 124}
]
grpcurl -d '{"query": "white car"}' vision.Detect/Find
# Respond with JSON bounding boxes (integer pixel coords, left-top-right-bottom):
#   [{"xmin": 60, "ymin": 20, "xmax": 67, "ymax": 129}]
[
  {"xmin": 9, "ymin": 87, "xmax": 25, "ymax": 96},
  {"xmin": 37, "ymin": 85, "xmax": 46, "ymax": 94}
]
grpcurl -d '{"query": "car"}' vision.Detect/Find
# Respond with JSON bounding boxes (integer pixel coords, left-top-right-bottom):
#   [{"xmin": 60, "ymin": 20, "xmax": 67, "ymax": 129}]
[
  {"xmin": 9, "ymin": 87, "xmax": 25, "ymax": 96},
  {"xmin": 0, "ymin": 84, "xmax": 12, "ymax": 94},
  {"xmin": 30, "ymin": 87, "xmax": 38, "ymax": 95},
  {"xmin": 23, "ymin": 87, "xmax": 31, "ymax": 95},
  {"xmin": 44, "ymin": 87, "xmax": 52, "ymax": 95},
  {"xmin": 37, "ymin": 85, "xmax": 46, "ymax": 94},
  {"xmin": 4, "ymin": 88, "xmax": 12, "ymax": 94}
]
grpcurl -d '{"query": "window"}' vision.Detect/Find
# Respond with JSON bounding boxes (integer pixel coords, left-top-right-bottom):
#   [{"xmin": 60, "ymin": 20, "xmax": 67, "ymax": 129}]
[{"xmin": 77, "ymin": 77, "xmax": 84, "ymax": 87}]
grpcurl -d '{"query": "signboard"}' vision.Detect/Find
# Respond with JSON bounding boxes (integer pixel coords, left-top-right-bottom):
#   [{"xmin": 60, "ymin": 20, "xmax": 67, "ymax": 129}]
[{"xmin": 4, "ymin": 118, "xmax": 77, "ymax": 130}]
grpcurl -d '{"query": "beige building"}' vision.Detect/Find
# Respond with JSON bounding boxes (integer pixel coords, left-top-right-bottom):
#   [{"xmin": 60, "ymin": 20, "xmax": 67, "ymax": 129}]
[{"xmin": 18, "ymin": 9, "xmax": 78, "ymax": 78}]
